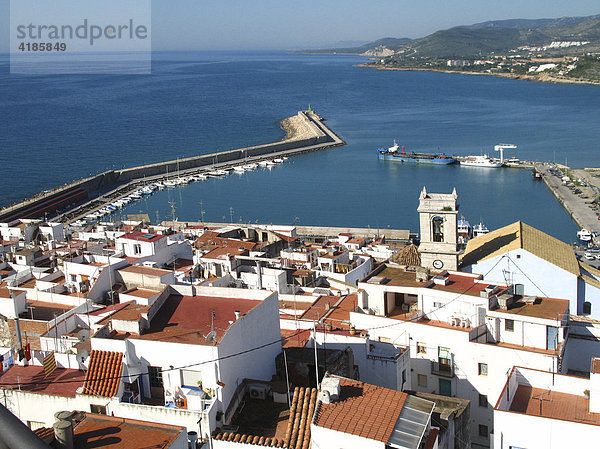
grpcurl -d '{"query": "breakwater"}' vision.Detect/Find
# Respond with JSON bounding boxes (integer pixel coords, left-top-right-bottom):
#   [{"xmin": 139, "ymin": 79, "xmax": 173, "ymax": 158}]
[{"xmin": 0, "ymin": 110, "xmax": 345, "ymax": 224}]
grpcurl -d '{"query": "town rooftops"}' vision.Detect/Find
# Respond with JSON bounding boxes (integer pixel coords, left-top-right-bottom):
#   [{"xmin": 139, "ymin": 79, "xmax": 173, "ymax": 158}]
[
  {"xmin": 35, "ymin": 412, "xmax": 186, "ymax": 449},
  {"xmin": 129, "ymin": 293, "xmax": 265, "ymax": 345},
  {"xmin": 313, "ymin": 376, "xmax": 433, "ymax": 447},
  {"xmin": 0, "ymin": 365, "xmax": 86, "ymax": 397},
  {"xmin": 82, "ymin": 350, "xmax": 123, "ymax": 397},
  {"xmin": 460, "ymin": 221, "xmax": 580, "ymax": 276},
  {"xmin": 119, "ymin": 231, "xmax": 166, "ymax": 242},
  {"xmin": 364, "ymin": 264, "xmax": 500, "ymax": 297}
]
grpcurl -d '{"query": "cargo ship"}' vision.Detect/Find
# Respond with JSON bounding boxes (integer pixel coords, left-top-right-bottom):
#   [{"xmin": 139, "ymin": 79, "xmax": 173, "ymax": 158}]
[{"xmin": 378, "ymin": 141, "xmax": 456, "ymax": 165}]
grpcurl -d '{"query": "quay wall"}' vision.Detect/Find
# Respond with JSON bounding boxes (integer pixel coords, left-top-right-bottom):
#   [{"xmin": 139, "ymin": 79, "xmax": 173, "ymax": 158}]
[{"xmin": 0, "ymin": 111, "xmax": 343, "ymax": 223}]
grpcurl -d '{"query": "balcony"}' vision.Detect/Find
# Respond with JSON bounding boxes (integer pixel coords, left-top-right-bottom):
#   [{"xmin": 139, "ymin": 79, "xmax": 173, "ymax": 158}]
[{"xmin": 431, "ymin": 360, "xmax": 455, "ymax": 378}]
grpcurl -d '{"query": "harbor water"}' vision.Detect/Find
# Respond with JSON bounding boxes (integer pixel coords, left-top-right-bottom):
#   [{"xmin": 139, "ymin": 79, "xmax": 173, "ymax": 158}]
[{"xmin": 2, "ymin": 51, "xmax": 599, "ymax": 242}]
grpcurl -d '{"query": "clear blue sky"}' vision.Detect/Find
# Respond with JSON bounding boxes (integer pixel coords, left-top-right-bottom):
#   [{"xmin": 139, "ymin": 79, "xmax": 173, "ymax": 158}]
[{"xmin": 1, "ymin": 0, "xmax": 599, "ymax": 51}]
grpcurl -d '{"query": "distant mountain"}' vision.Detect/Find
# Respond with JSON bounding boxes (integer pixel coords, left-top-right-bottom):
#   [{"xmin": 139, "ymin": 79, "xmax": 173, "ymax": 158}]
[
  {"xmin": 463, "ymin": 15, "xmax": 600, "ymax": 30},
  {"xmin": 302, "ymin": 13, "xmax": 600, "ymax": 58},
  {"xmin": 301, "ymin": 37, "xmax": 412, "ymax": 54},
  {"xmin": 395, "ymin": 15, "xmax": 600, "ymax": 58}
]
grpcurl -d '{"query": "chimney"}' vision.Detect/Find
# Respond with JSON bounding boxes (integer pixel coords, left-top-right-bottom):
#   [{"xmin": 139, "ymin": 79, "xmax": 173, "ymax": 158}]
[
  {"xmin": 53, "ymin": 419, "xmax": 74, "ymax": 449},
  {"xmin": 234, "ymin": 310, "xmax": 241, "ymax": 321},
  {"xmin": 320, "ymin": 376, "xmax": 341, "ymax": 402}
]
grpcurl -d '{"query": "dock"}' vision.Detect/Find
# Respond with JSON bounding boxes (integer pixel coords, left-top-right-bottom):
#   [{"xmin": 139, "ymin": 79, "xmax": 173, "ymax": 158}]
[
  {"xmin": 0, "ymin": 110, "xmax": 345, "ymax": 224},
  {"xmin": 535, "ymin": 163, "xmax": 600, "ymax": 241}
]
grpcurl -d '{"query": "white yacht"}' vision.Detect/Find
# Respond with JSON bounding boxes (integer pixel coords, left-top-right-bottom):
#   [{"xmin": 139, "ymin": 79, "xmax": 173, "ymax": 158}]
[
  {"xmin": 457, "ymin": 216, "xmax": 472, "ymax": 245},
  {"xmin": 473, "ymin": 221, "xmax": 490, "ymax": 238},
  {"xmin": 460, "ymin": 155, "xmax": 503, "ymax": 168}
]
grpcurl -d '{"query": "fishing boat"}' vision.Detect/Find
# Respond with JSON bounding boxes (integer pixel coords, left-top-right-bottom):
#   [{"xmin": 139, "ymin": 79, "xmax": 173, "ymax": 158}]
[{"xmin": 378, "ymin": 141, "xmax": 456, "ymax": 165}]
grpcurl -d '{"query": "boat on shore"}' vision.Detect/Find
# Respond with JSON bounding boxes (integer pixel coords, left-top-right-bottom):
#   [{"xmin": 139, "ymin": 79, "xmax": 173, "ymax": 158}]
[
  {"xmin": 578, "ymin": 228, "xmax": 593, "ymax": 242},
  {"xmin": 378, "ymin": 141, "xmax": 456, "ymax": 165},
  {"xmin": 460, "ymin": 155, "xmax": 503, "ymax": 168}
]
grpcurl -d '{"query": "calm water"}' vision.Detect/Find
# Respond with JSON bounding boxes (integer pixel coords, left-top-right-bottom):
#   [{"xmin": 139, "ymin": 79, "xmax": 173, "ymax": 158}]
[{"xmin": 2, "ymin": 51, "xmax": 599, "ymax": 242}]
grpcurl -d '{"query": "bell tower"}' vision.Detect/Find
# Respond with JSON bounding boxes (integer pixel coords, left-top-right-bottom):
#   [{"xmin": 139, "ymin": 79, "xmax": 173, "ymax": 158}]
[{"xmin": 417, "ymin": 186, "xmax": 459, "ymax": 271}]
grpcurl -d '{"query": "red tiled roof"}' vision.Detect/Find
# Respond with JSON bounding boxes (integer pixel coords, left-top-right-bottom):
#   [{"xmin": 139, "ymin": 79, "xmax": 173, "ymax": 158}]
[
  {"xmin": 83, "ymin": 350, "xmax": 123, "ymax": 397},
  {"xmin": 0, "ymin": 365, "xmax": 86, "ymax": 397},
  {"xmin": 313, "ymin": 377, "xmax": 407, "ymax": 442},
  {"xmin": 33, "ymin": 427, "xmax": 54, "ymax": 440},
  {"xmin": 212, "ymin": 387, "xmax": 317, "ymax": 448},
  {"xmin": 200, "ymin": 246, "xmax": 248, "ymax": 260}
]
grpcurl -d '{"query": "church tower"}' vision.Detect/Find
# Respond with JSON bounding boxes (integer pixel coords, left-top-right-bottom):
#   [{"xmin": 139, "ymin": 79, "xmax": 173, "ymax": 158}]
[{"xmin": 417, "ymin": 186, "xmax": 459, "ymax": 271}]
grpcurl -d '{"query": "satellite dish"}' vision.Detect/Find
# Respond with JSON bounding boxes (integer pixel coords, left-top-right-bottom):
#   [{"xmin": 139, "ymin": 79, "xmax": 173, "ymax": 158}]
[
  {"xmin": 76, "ymin": 349, "xmax": 89, "ymax": 364},
  {"xmin": 77, "ymin": 329, "xmax": 90, "ymax": 342},
  {"xmin": 205, "ymin": 331, "xmax": 217, "ymax": 344}
]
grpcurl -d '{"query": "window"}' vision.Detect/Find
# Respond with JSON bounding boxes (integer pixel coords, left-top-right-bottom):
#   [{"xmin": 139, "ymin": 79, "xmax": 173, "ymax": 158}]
[
  {"xmin": 438, "ymin": 347, "xmax": 451, "ymax": 373},
  {"xmin": 417, "ymin": 342, "xmax": 427, "ymax": 354},
  {"xmin": 133, "ymin": 243, "xmax": 142, "ymax": 255},
  {"xmin": 505, "ymin": 319, "xmax": 514, "ymax": 332},
  {"xmin": 149, "ymin": 366, "xmax": 163, "ymax": 388},
  {"xmin": 433, "ymin": 302, "xmax": 443, "ymax": 309},
  {"xmin": 584, "ymin": 301, "xmax": 592, "ymax": 315},
  {"xmin": 479, "ymin": 394, "xmax": 488, "ymax": 407},
  {"xmin": 478, "ymin": 362, "xmax": 488, "ymax": 376},
  {"xmin": 479, "ymin": 424, "xmax": 488, "ymax": 438},
  {"xmin": 90, "ymin": 404, "xmax": 107, "ymax": 415},
  {"xmin": 402, "ymin": 369, "xmax": 407, "ymax": 385},
  {"xmin": 516, "ymin": 254, "xmax": 521, "ymax": 259},
  {"xmin": 418, "ymin": 374, "xmax": 428, "ymax": 387},
  {"xmin": 181, "ymin": 369, "xmax": 202, "ymax": 388},
  {"xmin": 70, "ymin": 274, "xmax": 77, "ymax": 282}
]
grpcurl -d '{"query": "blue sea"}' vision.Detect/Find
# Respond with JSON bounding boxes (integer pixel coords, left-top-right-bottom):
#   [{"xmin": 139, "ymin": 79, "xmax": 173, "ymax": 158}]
[{"xmin": 1, "ymin": 51, "xmax": 599, "ymax": 242}]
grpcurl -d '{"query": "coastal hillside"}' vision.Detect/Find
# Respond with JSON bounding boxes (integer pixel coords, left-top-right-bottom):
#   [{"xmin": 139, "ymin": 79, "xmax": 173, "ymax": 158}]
[{"xmin": 304, "ymin": 14, "xmax": 600, "ymax": 58}]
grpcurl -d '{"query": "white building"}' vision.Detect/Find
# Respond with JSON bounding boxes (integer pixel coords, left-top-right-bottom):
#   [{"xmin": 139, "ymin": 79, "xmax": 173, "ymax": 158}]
[
  {"xmin": 354, "ymin": 264, "xmax": 568, "ymax": 447},
  {"xmin": 494, "ymin": 362, "xmax": 600, "ymax": 448},
  {"xmin": 460, "ymin": 221, "xmax": 600, "ymax": 317}
]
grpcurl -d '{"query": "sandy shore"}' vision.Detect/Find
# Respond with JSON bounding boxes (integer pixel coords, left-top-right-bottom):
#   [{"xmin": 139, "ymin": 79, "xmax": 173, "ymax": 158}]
[{"xmin": 356, "ymin": 63, "xmax": 600, "ymax": 86}]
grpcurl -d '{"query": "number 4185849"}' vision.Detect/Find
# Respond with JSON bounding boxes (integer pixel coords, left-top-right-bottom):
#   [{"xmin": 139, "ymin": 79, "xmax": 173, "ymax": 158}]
[{"xmin": 18, "ymin": 42, "xmax": 67, "ymax": 52}]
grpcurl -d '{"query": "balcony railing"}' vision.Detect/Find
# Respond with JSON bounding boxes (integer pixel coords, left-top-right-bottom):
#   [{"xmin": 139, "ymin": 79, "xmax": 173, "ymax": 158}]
[{"xmin": 431, "ymin": 360, "xmax": 454, "ymax": 378}]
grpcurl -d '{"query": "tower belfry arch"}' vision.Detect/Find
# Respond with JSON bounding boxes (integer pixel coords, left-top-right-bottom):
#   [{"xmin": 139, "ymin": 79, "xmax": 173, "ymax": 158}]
[{"xmin": 417, "ymin": 186, "xmax": 460, "ymax": 271}]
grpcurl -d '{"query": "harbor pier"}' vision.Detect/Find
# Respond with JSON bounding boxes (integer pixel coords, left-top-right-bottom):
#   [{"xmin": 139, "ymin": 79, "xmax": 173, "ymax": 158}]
[
  {"xmin": 0, "ymin": 110, "xmax": 345, "ymax": 224},
  {"xmin": 535, "ymin": 163, "xmax": 600, "ymax": 241}
]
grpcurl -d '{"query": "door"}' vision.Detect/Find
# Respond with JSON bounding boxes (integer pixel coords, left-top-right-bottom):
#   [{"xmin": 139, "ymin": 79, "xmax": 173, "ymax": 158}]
[{"xmin": 439, "ymin": 378, "xmax": 452, "ymax": 396}]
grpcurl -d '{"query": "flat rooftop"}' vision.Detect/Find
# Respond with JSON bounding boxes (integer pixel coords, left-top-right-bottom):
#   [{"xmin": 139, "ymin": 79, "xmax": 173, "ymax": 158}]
[
  {"xmin": 132, "ymin": 294, "xmax": 262, "ymax": 345},
  {"xmin": 119, "ymin": 265, "xmax": 171, "ymax": 277},
  {"xmin": 0, "ymin": 365, "xmax": 85, "ymax": 397},
  {"xmin": 508, "ymin": 385, "xmax": 600, "ymax": 426},
  {"xmin": 120, "ymin": 287, "xmax": 161, "ymax": 299},
  {"xmin": 492, "ymin": 297, "xmax": 569, "ymax": 321}
]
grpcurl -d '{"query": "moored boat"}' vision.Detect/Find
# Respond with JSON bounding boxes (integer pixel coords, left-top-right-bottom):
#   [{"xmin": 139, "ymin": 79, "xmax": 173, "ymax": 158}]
[
  {"xmin": 378, "ymin": 141, "xmax": 456, "ymax": 165},
  {"xmin": 460, "ymin": 155, "xmax": 503, "ymax": 168}
]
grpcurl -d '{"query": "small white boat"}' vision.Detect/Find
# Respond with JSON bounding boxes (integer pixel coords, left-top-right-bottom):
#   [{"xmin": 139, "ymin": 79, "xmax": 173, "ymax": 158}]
[
  {"xmin": 473, "ymin": 221, "xmax": 490, "ymax": 238},
  {"xmin": 578, "ymin": 229, "xmax": 593, "ymax": 242},
  {"xmin": 233, "ymin": 166, "xmax": 246, "ymax": 173},
  {"xmin": 457, "ymin": 216, "xmax": 472, "ymax": 245},
  {"xmin": 258, "ymin": 160, "xmax": 269, "ymax": 167},
  {"xmin": 243, "ymin": 163, "xmax": 258, "ymax": 170},
  {"xmin": 460, "ymin": 155, "xmax": 503, "ymax": 168},
  {"xmin": 272, "ymin": 158, "xmax": 284, "ymax": 163}
]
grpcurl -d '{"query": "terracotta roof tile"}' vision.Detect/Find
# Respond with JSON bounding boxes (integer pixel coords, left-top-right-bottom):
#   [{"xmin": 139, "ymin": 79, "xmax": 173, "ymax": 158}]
[
  {"xmin": 83, "ymin": 350, "xmax": 123, "ymax": 397},
  {"xmin": 313, "ymin": 377, "xmax": 407, "ymax": 443}
]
